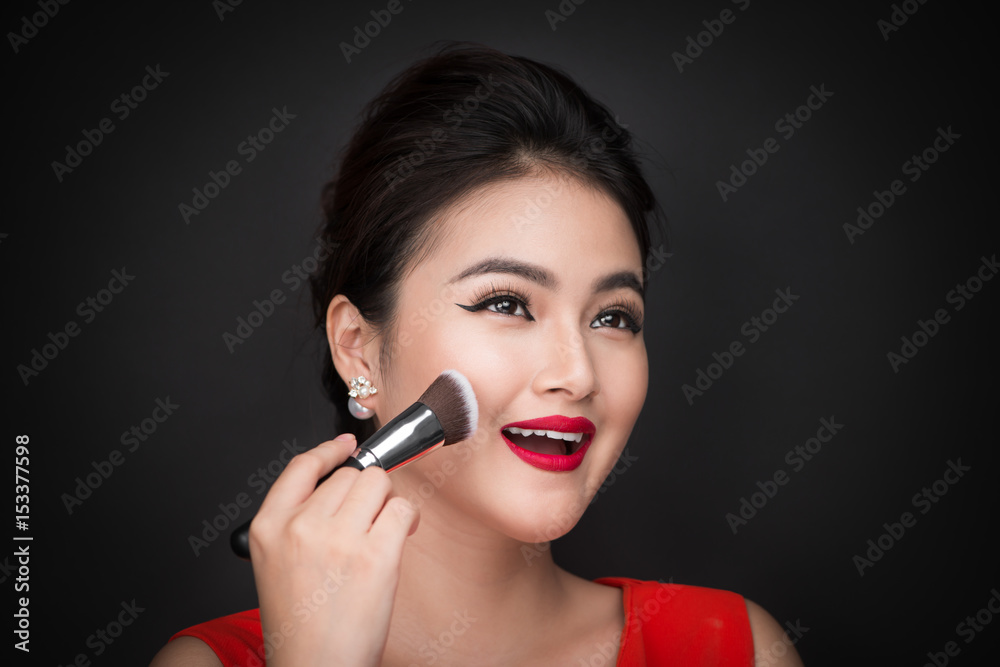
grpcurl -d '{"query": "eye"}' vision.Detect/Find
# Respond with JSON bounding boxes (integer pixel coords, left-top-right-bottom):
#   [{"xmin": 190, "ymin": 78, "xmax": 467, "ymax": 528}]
[
  {"xmin": 482, "ymin": 295, "xmax": 530, "ymax": 318},
  {"xmin": 591, "ymin": 297, "xmax": 643, "ymax": 333},
  {"xmin": 455, "ymin": 283, "xmax": 535, "ymax": 321},
  {"xmin": 455, "ymin": 283, "xmax": 643, "ymax": 334},
  {"xmin": 593, "ymin": 312, "xmax": 632, "ymax": 329}
]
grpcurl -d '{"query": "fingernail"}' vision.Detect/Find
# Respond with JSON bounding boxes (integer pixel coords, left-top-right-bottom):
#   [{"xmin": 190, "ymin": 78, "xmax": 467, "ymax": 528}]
[{"xmin": 334, "ymin": 433, "xmax": 355, "ymax": 442}]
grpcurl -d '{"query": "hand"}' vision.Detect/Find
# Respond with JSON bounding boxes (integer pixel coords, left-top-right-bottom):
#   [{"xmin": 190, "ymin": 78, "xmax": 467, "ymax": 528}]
[{"xmin": 248, "ymin": 433, "xmax": 419, "ymax": 667}]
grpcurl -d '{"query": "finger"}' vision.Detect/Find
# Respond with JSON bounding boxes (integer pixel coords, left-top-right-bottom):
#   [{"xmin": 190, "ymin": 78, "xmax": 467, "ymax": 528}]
[
  {"xmin": 330, "ymin": 467, "xmax": 394, "ymax": 535},
  {"xmin": 388, "ymin": 491, "xmax": 420, "ymax": 537},
  {"xmin": 306, "ymin": 459, "xmax": 365, "ymax": 518},
  {"xmin": 257, "ymin": 434, "xmax": 357, "ymax": 513},
  {"xmin": 369, "ymin": 496, "xmax": 419, "ymax": 556}
]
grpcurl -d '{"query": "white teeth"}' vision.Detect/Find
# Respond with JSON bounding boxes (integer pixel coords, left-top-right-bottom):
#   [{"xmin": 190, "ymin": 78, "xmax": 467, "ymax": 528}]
[{"xmin": 504, "ymin": 427, "xmax": 584, "ymax": 443}]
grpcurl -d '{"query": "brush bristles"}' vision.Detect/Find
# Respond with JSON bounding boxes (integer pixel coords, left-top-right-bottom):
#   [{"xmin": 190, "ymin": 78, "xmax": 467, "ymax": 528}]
[{"xmin": 418, "ymin": 370, "xmax": 478, "ymax": 445}]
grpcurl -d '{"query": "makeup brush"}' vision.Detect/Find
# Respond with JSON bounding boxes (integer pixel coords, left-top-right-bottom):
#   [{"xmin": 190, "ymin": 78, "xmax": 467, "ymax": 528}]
[{"xmin": 230, "ymin": 369, "xmax": 478, "ymax": 560}]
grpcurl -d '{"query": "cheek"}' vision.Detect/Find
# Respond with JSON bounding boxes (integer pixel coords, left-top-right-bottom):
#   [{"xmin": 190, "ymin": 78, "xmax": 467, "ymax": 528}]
[
  {"xmin": 596, "ymin": 339, "xmax": 648, "ymax": 422},
  {"xmin": 388, "ymin": 310, "xmax": 497, "ymax": 402},
  {"xmin": 580, "ymin": 341, "xmax": 647, "ymax": 488},
  {"xmin": 624, "ymin": 351, "xmax": 648, "ymax": 419},
  {"xmin": 411, "ymin": 313, "xmax": 527, "ymax": 416}
]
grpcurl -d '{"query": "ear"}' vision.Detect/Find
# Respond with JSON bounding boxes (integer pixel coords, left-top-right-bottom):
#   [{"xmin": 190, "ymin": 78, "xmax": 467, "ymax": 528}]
[{"xmin": 325, "ymin": 294, "xmax": 380, "ymax": 410}]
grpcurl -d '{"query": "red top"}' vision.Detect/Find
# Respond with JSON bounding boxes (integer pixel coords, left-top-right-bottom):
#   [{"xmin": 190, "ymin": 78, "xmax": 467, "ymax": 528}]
[{"xmin": 170, "ymin": 577, "xmax": 754, "ymax": 666}]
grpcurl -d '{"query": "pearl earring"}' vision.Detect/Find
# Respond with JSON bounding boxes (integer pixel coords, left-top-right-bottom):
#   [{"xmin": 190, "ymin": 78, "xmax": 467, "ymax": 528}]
[{"xmin": 347, "ymin": 376, "xmax": 377, "ymax": 420}]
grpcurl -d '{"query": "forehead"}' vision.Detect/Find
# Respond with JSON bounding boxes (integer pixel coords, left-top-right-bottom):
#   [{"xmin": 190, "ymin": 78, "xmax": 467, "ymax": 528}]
[{"xmin": 410, "ymin": 173, "xmax": 643, "ymax": 282}]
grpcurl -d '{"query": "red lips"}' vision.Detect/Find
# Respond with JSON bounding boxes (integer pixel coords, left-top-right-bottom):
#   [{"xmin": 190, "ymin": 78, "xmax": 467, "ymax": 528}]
[{"xmin": 499, "ymin": 416, "xmax": 596, "ymax": 472}]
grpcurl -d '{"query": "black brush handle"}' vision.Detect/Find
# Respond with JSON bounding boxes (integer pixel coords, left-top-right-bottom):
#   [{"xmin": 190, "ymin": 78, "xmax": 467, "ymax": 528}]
[{"xmin": 229, "ymin": 457, "xmax": 365, "ymax": 560}]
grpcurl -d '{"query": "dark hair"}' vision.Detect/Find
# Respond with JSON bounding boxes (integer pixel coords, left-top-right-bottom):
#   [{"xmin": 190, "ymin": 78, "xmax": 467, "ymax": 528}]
[{"xmin": 311, "ymin": 41, "xmax": 668, "ymax": 441}]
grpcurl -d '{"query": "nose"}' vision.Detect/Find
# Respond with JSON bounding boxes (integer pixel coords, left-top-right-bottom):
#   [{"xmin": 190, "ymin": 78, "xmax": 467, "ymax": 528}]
[{"xmin": 532, "ymin": 323, "xmax": 600, "ymax": 401}]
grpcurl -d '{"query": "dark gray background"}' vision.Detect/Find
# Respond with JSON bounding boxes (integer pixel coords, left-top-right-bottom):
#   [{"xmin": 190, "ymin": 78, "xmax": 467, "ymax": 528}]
[{"xmin": 5, "ymin": 0, "xmax": 996, "ymax": 665}]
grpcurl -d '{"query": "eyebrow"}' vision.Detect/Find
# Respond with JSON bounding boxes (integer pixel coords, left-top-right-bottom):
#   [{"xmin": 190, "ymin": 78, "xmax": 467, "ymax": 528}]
[{"xmin": 447, "ymin": 256, "xmax": 645, "ymax": 299}]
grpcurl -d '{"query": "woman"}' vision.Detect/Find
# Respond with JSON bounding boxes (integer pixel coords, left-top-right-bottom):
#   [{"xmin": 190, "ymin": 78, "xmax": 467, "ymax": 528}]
[{"xmin": 150, "ymin": 42, "xmax": 803, "ymax": 666}]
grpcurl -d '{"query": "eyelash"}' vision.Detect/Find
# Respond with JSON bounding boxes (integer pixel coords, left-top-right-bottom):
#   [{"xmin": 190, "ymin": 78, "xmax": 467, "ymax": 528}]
[{"xmin": 458, "ymin": 281, "xmax": 644, "ymax": 333}]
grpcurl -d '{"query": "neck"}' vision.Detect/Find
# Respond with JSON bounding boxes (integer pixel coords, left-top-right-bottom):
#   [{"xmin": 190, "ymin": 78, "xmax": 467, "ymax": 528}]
[{"xmin": 384, "ymin": 499, "xmax": 571, "ymax": 663}]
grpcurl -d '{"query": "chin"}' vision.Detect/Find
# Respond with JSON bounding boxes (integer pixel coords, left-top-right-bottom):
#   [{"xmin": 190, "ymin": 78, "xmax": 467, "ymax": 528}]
[{"xmin": 487, "ymin": 486, "xmax": 595, "ymax": 545}]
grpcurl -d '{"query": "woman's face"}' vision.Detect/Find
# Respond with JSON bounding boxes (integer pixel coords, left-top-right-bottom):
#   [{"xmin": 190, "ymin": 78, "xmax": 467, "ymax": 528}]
[{"xmin": 359, "ymin": 172, "xmax": 648, "ymax": 544}]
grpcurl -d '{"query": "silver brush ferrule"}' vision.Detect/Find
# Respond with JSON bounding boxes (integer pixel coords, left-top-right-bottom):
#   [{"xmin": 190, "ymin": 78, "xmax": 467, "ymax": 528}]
[{"xmin": 347, "ymin": 402, "xmax": 445, "ymax": 472}]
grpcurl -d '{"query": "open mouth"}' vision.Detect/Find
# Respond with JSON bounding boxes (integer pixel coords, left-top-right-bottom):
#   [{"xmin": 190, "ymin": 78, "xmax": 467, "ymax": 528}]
[
  {"xmin": 501, "ymin": 427, "xmax": 587, "ymax": 456},
  {"xmin": 498, "ymin": 416, "xmax": 596, "ymax": 472}
]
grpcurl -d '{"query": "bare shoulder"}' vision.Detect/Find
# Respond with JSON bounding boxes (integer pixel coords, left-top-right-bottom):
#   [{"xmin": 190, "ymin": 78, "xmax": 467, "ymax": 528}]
[
  {"xmin": 148, "ymin": 636, "xmax": 223, "ymax": 667},
  {"xmin": 744, "ymin": 598, "xmax": 805, "ymax": 666}
]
